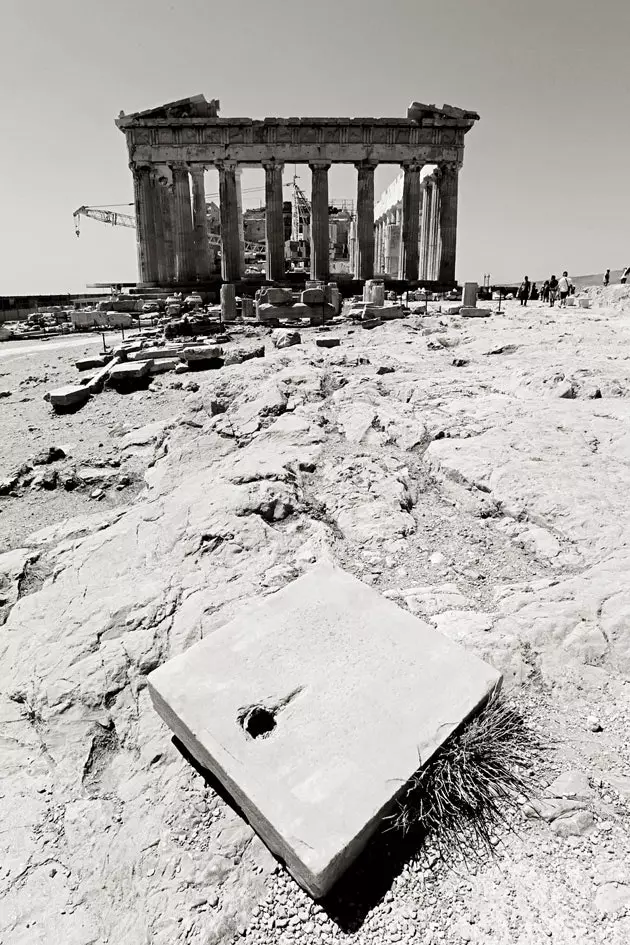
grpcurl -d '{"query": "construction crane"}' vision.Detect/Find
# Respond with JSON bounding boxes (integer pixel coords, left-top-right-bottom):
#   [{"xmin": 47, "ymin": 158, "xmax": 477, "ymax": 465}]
[
  {"xmin": 72, "ymin": 204, "xmax": 265, "ymax": 253},
  {"xmin": 73, "ymin": 205, "xmax": 135, "ymax": 236}
]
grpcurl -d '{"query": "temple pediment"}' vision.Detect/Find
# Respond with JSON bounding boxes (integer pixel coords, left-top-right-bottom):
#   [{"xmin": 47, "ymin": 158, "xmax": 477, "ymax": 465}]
[
  {"xmin": 407, "ymin": 101, "xmax": 480, "ymax": 122},
  {"xmin": 117, "ymin": 95, "xmax": 220, "ymax": 125}
]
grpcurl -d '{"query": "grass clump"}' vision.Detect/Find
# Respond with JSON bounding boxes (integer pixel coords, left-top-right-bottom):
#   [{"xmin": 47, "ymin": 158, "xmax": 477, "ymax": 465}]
[{"xmin": 388, "ymin": 686, "xmax": 544, "ymax": 864}]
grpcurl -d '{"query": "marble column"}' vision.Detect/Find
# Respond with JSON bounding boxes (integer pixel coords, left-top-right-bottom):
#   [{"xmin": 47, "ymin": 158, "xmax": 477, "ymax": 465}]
[
  {"xmin": 148, "ymin": 169, "xmax": 165, "ymax": 285},
  {"xmin": 355, "ymin": 162, "xmax": 376, "ymax": 281},
  {"xmin": 309, "ymin": 162, "xmax": 330, "ymax": 281},
  {"xmin": 171, "ymin": 165, "xmax": 195, "ymax": 283},
  {"xmin": 263, "ymin": 162, "xmax": 285, "ymax": 281},
  {"xmin": 235, "ymin": 167, "xmax": 246, "ymax": 274},
  {"xmin": 419, "ymin": 181, "xmax": 431, "ymax": 280},
  {"xmin": 428, "ymin": 176, "xmax": 441, "ymax": 280},
  {"xmin": 437, "ymin": 163, "xmax": 460, "ymax": 284},
  {"xmin": 132, "ymin": 165, "xmax": 159, "ymax": 284},
  {"xmin": 218, "ymin": 162, "xmax": 242, "ymax": 282},
  {"xmin": 154, "ymin": 167, "xmax": 176, "ymax": 285},
  {"xmin": 399, "ymin": 163, "xmax": 421, "ymax": 281},
  {"xmin": 374, "ymin": 221, "xmax": 382, "ymax": 275},
  {"xmin": 385, "ymin": 211, "xmax": 401, "ymax": 277},
  {"xmin": 190, "ymin": 166, "xmax": 212, "ymax": 282}
]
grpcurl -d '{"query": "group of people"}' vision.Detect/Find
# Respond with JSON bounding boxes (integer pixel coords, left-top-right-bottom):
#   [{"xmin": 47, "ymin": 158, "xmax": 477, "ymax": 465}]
[{"xmin": 518, "ymin": 272, "xmax": 574, "ymax": 308}]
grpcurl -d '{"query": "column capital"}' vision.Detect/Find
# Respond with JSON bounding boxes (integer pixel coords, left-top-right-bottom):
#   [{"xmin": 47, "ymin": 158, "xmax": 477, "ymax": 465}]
[
  {"xmin": 438, "ymin": 160, "xmax": 462, "ymax": 174},
  {"xmin": 215, "ymin": 160, "xmax": 238, "ymax": 172},
  {"xmin": 129, "ymin": 162, "xmax": 152, "ymax": 177},
  {"xmin": 400, "ymin": 160, "xmax": 423, "ymax": 172},
  {"xmin": 309, "ymin": 160, "xmax": 331, "ymax": 171},
  {"xmin": 262, "ymin": 159, "xmax": 284, "ymax": 171},
  {"xmin": 188, "ymin": 164, "xmax": 206, "ymax": 177},
  {"xmin": 354, "ymin": 160, "xmax": 378, "ymax": 171}
]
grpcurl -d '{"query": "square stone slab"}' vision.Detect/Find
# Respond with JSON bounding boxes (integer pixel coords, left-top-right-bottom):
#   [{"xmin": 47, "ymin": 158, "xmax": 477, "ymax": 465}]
[{"xmin": 148, "ymin": 563, "xmax": 501, "ymax": 897}]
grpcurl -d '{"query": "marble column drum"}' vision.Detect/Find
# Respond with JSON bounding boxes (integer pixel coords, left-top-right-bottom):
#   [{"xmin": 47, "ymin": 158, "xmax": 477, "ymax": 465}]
[
  {"xmin": 355, "ymin": 162, "xmax": 375, "ymax": 281},
  {"xmin": 309, "ymin": 163, "xmax": 330, "ymax": 282},
  {"xmin": 218, "ymin": 163, "xmax": 242, "ymax": 282},
  {"xmin": 399, "ymin": 163, "xmax": 421, "ymax": 282},
  {"xmin": 264, "ymin": 162, "xmax": 285, "ymax": 281}
]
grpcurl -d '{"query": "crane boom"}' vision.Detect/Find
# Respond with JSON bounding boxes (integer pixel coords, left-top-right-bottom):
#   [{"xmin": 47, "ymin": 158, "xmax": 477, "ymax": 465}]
[
  {"xmin": 73, "ymin": 204, "xmax": 264, "ymax": 252},
  {"xmin": 73, "ymin": 206, "xmax": 136, "ymax": 235}
]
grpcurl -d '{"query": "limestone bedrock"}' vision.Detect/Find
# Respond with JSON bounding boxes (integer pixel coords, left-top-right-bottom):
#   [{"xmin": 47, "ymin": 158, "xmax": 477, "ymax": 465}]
[{"xmin": 148, "ymin": 562, "xmax": 500, "ymax": 898}]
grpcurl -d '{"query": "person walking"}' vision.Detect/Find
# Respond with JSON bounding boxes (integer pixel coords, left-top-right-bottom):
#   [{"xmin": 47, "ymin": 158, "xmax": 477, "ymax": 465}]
[
  {"xmin": 541, "ymin": 279, "xmax": 550, "ymax": 303},
  {"xmin": 557, "ymin": 271, "xmax": 573, "ymax": 307},
  {"xmin": 603, "ymin": 268, "xmax": 610, "ymax": 287},
  {"xmin": 518, "ymin": 275, "xmax": 531, "ymax": 306},
  {"xmin": 621, "ymin": 266, "xmax": 630, "ymax": 285},
  {"xmin": 548, "ymin": 274, "xmax": 559, "ymax": 307}
]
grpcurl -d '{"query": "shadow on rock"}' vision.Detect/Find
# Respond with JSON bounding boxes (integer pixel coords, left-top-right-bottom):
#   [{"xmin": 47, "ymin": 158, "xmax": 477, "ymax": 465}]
[{"xmin": 172, "ymin": 735, "xmax": 427, "ymax": 932}]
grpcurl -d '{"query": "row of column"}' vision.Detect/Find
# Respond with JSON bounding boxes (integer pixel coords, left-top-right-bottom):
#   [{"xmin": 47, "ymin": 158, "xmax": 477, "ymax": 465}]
[
  {"xmin": 132, "ymin": 161, "xmax": 290, "ymax": 286},
  {"xmin": 372, "ymin": 166, "xmax": 459, "ymax": 282},
  {"xmin": 132, "ymin": 159, "xmax": 459, "ymax": 286}
]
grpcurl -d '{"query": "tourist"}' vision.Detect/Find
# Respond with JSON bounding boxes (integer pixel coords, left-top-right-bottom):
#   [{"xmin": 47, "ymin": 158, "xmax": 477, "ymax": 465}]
[
  {"xmin": 530, "ymin": 282, "xmax": 539, "ymax": 301},
  {"xmin": 558, "ymin": 271, "xmax": 573, "ymax": 307},
  {"xmin": 518, "ymin": 276, "xmax": 531, "ymax": 306},
  {"xmin": 541, "ymin": 279, "xmax": 550, "ymax": 303},
  {"xmin": 621, "ymin": 266, "xmax": 630, "ymax": 285},
  {"xmin": 603, "ymin": 269, "xmax": 610, "ymax": 287},
  {"xmin": 549, "ymin": 274, "xmax": 559, "ymax": 306}
]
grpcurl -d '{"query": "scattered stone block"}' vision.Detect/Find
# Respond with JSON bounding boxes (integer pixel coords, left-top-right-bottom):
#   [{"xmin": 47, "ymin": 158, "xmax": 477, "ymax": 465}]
[
  {"xmin": 315, "ymin": 338, "xmax": 341, "ymax": 348},
  {"xmin": 221, "ymin": 283, "xmax": 237, "ymax": 322},
  {"xmin": 148, "ymin": 562, "xmax": 501, "ymax": 898},
  {"xmin": 462, "ymin": 282, "xmax": 478, "ymax": 307},
  {"xmin": 460, "ymin": 306, "xmax": 491, "ymax": 318},
  {"xmin": 241, "ymin": 298, "xmax": 255, "ymax": 320},
  {"xmin": 266, "ymin": 287, "xmax": 293, "ymax": 305},
  {"xmin": 380, "ymin": 305, "xmax": 404, "ymax": 320},
  {"xmin": 149, "ymin": 358, "xmax": 180, "ymax": 374},
  {"xmin": 289, "ymin": 302, "xmax": 313, "ymax": 318},
  {"xmin": 223, "ymin": 345, "xmax": 265, "ymax": 366},
  {"xmin": 271, "ymin": 329, "xmax": 301, "ymax": 349},
  {"xmin": 301, "ymin": 288, "xmax": 325, "ymax": 305},
  {"xmin": 180, "ymin": 346, "xmax": 223, "ymax": 362},
  {"xmin": 128, "ymin": 347, "xmax": 183, "ymax": 362},
  {"xmin": 75, "ymin": 356, "xmax": 109, "ymax": 372},
  {"xmin": 48, "ymin": 385, "xmax": 91, "ymax": 410},
  {"xmin": 257, "ymin": 303, "xmax": 290, "ymax": 323},
  {"xmin": 108, "ymin": 361, "xmax": 151, "ymax": 387}
]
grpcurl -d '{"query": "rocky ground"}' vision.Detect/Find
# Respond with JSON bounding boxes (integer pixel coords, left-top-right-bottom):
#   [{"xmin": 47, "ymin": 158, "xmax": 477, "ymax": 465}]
[{"xmin": 2, "ymin": 290, "xmax": 630, "ymax": 945}]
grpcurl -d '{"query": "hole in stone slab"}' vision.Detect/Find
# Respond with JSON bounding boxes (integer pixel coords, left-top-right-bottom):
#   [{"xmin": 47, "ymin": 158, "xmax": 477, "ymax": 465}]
[{"xmin": 239, "ymin": 705, "xmax": 277, "ymax": 739}]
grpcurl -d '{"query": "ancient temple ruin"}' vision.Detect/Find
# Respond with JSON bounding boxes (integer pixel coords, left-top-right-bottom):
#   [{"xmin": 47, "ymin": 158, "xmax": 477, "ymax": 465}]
[{"xmin": 116, "ymin": 96, "xmax": 479, "ymax": 287}]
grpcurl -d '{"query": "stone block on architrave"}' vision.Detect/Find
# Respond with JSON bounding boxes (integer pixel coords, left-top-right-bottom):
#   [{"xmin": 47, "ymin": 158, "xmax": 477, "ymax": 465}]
[{"xmin": 148, "ymin": 562, "xmax": 501, "ymax": 898}]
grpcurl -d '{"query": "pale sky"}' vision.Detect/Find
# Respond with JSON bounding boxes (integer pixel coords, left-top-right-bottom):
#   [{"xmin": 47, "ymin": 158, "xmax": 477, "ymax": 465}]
[{"xmin": 1, "ymin": 0, "xmax": 628, "ymax": 294}]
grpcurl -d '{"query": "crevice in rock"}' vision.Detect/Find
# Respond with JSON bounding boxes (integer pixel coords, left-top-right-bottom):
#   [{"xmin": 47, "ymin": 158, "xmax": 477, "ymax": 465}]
[{"xmin": 82, "ymin": 721, "xmax": 120, "ymax": 793}]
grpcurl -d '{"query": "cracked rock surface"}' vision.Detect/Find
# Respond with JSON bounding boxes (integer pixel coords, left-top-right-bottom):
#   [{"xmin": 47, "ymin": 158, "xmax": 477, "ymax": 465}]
[{"xmin": 2, "ymin": 297, "xmax": 630, "ymax": 944}]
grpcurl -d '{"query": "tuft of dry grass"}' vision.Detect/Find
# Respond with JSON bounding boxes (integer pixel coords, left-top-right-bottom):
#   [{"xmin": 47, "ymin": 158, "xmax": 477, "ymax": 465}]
[{"xmin": 388, "ymin": 686, "xmax": 545, "ymax": 865}]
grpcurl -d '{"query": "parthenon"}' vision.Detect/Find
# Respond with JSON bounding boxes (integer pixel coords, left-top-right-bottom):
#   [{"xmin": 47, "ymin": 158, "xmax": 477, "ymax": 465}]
[{"xmin": 115, "ymin": 96, "xmax": 479, "ymax": 287}]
